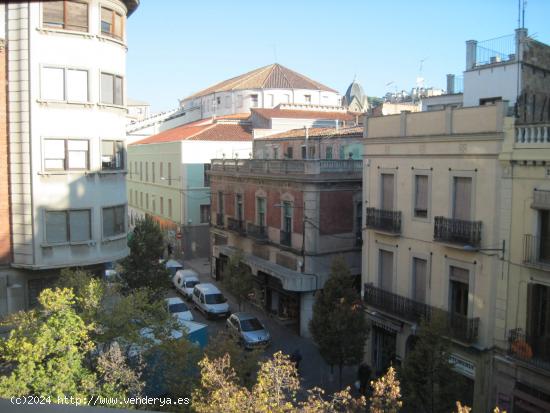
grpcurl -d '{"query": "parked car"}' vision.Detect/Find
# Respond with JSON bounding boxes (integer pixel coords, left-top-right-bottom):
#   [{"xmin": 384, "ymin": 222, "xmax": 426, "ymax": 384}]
[
  {"xmin": 172, "ymin": 269, "xmax": 200, "ymax": 301},
  {"xmin": 165, "ymin": 259, "xmax": 183, "ymax": 276},
  {"xmin": 192, "ymin": 283, "xmax": 230, "ymax": 319},
  {"xmin": 165, "ymin": 297, "xmax": 193, "ymax": 323},
  {"xmin": 226, "ymin": 312, "xmax": 271, "ymax": 349}
]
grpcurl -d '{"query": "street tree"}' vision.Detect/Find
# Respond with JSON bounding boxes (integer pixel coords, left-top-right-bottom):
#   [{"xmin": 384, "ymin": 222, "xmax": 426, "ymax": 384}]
[
  {"xmin": 222, "ymin": 251, "xmax": 253, "ymax": 311},
  {"xmin": 120, "ymin": 214, "xmax": 171, "ymax": 297},
  {"xmin": 400, "ymin": 317, "xmax": 469, "ymax": 413},
  {"xmin": 369, "ymin": 366, "xmax": 403, "ymax": 413},
  {"xmin": 55, "ymin": 268, "xmax": 104, "ymax": 324},
  {"xmin": 309, "ymin": 256, "xmax": 368, "ymax": 388}
]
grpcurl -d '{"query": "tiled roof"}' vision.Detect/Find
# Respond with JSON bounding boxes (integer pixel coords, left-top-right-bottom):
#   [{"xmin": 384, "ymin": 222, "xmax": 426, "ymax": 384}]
[
  {"xmin": 184, "ymin": 63, "xmax": 337, "ymax": 100},
  {"xmin": 251, "ymin": 108, "xmax": 355, "ymax": 121},
  {"xmin": 131, "ymin": 121, "xmax": 252, "ymax": 145},
  {"xmin": 259, "ymin": 126, "xmax": 363, "ymax": 140}
]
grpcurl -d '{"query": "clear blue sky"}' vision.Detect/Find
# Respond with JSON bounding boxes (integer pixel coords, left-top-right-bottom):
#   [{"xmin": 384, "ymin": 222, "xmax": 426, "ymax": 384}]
[{"xmin": 126, "ymin": 0, "xmax": 550, "ymax": 112}]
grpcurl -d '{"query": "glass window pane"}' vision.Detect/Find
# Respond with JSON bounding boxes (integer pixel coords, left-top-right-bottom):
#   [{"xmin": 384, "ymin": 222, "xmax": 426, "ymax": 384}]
[
  {"xmin": 46, "ymin": 211, "xmax": 67, "ymax": 243},
  {"xmin": 101, "ymin": 73, "xmax": 114, "ymax": 104},
  {"xmin": 41, "ymin": 67, "xmax": 64, "ymax": 101},
  {"xmin": 66, "ymin": 1, "xmax": 88, "ymax": 32},
  {"xmin": 66, "ymin": 69, "xmax": 88, "ymax": 102},
  {"xmin": 67, "ymin": 139, "xmax": 88, "ymax": 151},
  {"xmin": 43, "ymin": 1, "xmax": 64, "ymax": 28},
  {"xmin": 68, "ymin": 151, "xmax": 87, "ymax": 169},
  {"xmin": 69, "ymin": 210, "xmax": 90, "ymax": 242},
  {"xmin": 101, "ymin": 7, "xmax": 112, "ymax": 34},
  {"xmin": 44, "ymin": 139, "xmax": 65, "ymax": 158},
  {"xmin": 44, "ymin": 159, "xmax": 64, "ymax": 170},
  {"xmin": 103, "ymin": 207, "xmax": 115, "ymax": 237},
  {"xmin": 114, "ymin": 76, "xmax": 123, "ymax": 105}
]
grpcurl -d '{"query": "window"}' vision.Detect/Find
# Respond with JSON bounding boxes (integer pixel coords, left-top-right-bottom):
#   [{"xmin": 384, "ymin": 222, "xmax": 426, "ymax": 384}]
[
  {"xmin": 250, "ymin": 94, "xmax": 258, "ymax": 108},
  {"xmin": 200, "ymin": 205, "xmax": 211, "ymax": 223},
  {"xmin": 41, "ymin": 67, "xmax": 88, "ymax": 102},
  {"xmin": 160, "ymin": 197, "xmax": 164, "ymax": 214},
  {"xmin": 414, "ymin": 174, "xmax": 429, "ymax": 218},
  {"xmin": 257, "ymin": 197, "xmax": 266, "ymax": 227},
  {"xmin": 218, "ymin": 192, "xmax": 224, "ymax": 214},
  {"xmin": 101, "ymin": 72, "xmax": 123, "ymax": 105},
  {"xmin": 301, "ymin": 146, "xmax": 306, "ymax": 159},
  {"xmin": 103, "ymin": 205, "xmax": 125, "ymax": 238},
  {"xmin": 216, "ymin": 97, "xmax": 221, "ymax": 106},
  {"xmin": 140, "ymin": 161, "xmax": 143, "ymax": 180},
  {"xmin": 168, "ymin": 199, "xmax": 173, "ymax": 218},
  {"xmin": 339, "ymin": 145, "xmax": 346, "ymax": 160},
  {"xmin": 167, "ymin": 162, "xmax": 172, "ymax": 185},
  {"xmin": 304, "ymin": 94, "xmax": 312, "ymax": 103},
  {"xmin": 308, "ymin": 146, "xmax": 316, "ymax": 159},
  {"xmin": 273, "ymin": 147, "xmax": 279, "ymax": 159},
  {"xmin": 152, "ymin": 197, "xmax": 156, "ymax": 212},
  {"xmin": 540, "ymin": 210, "xmax": 550, "ymax": 262},
  {"xmin": 160, "ymin": 162, "xmax": 164, "ymax": 180},
  {"xmin": 527, "ymin": 284, "xmax": 550, "ymax": 359},
  {"xmin": 326, "ymin": 146, "xmax": 333, "ymax": 160},
  {"xmin": 140, "ymin": 192, "xmax": 143, "ymax": 207},
  {"xmin": 449, "ymin": 266, "xmax": 469, "ymax": 316},
  {"xmin": 286, "ymin": 147, "xmax": 293, "ymax": 159},
  {"xmin": 204, "ymin": 163, "xmax": 211, "ymax": 187},
  {"xmin": 412, "ymin": 257, "xmax": 427, "ymax": 303},
  {"xmin": 378, "ymin": 250, "xmax": 393, "ymax": 292},
  {"xmin": 101, "ymin": 6, "xmax": 124, "ymax": 39},
  {"xmin": 44, "ymin": 139, "xmax": 88, "ymax": 171},
  {"xmin": 267, "ymin": 94, "xmax": 274, "ymax": 106},
  {"xmin": 237, "ymin": 95, "xmax": 243, "ymax": 108},
  {"xmin": 43, "ymin": 0, "xmax": 88, "ymax": 32},
  {"xmin": 145, "ymin": 162, "xmax": 149, "ymax": 182},
  {"xmin": 452, "ymin": 177, "xmax": 472, "ymax": 220},
  {"xmin": 145, "ymin": 194, "xmax": 149, "ymax": 210},
  {"xmin": 236, "ymin": 194, "xmax": 243, "ymax": 221},
  {"xmin": 283, "ymin": 201, "xmax": 292, "ymax": 233},
  {"xmin": 101, "ymin": 140, "xmax": 123, "ymax": 170},
  {"xmin": 225, "ymin": 96, "xmax": 231, "ymax": 108},
  {"xmin": 45, "ymin": 209, "xmax": 91, "ymax": 243},
  {"xmin": 381, "ymin": 173, "xmax": 395, "ymax": 210},
  {"xmin": 152, "ymin": 162, "xmax": 155, "ymax": 182}
]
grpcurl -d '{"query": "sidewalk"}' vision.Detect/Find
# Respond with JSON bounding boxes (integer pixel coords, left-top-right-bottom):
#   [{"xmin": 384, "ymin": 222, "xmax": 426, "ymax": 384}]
[{"xmin": 184, "ymin": 257, "xmax": 358, "ymax": 395}]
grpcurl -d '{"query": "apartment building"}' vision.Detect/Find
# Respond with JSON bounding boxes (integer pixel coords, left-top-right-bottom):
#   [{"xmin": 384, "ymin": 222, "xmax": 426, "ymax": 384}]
[
  {"xmin": 209, "ymin": 126, "xmax": 363, "ymax": 337},
  {"xmin": 0, "ymin": 0, "xmax": 139, "ymax": 316},
  {"xmin": 362, "ymin": 103, "xmax": 511, "ymax": 411}
]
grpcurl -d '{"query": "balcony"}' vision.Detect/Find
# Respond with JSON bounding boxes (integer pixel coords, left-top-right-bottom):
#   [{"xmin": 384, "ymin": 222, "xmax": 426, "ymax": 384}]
[
  {"xmin": 508, "ymin": 329, "xmax": 550, "ymax": 372},
  {"xmin": 280, "ymin": 230, "xmax": 291, "ymax": 247},
  {"xmin": 433, "ymin": 217, "xmax": 482, "ymax": 247},
  {"xmin": 247, "ymin": 223, "xmax": 267, "ymax": 242},
  {"xmin": 363, "ymin": 284, "xmax": 480, "ymax": 343},
  {"xmin": 216, "ymin": 213, "xmax": 224, "ymax": 228},
  {"xmin": 227, "ymin": 217, "xmax": 245, "ymax": 235},
  {"xmin": 365, "ymin": 208, "xmax": 401, "ymax": 234},
  {"xmin": 523, "ymin": 234, "xmax": 550, "ymax": 269}
]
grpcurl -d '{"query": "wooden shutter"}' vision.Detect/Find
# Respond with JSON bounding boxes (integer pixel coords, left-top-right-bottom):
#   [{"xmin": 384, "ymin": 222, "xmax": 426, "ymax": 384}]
[
  {"xmin": 379, "ymin": 250, "xmax": 393, "ymax": 292},
  {"xmin": 381, "ymin": 174, "xmax": 394, "ymax": 210},
  {"xmin": 66, "ymin": 1, "xmax": 88, "ymax": 32},
  {"xmin": 43, "ymin": 1, "xmax": 64, "ymax": 28},
  {"xmin": 453, "ymin": 177, "xmax": 472, "ymax": 220},
  {"xmin": 415, "ymin": 175, "xmax": 429, "ymax": 216},
  {"xmin": 413, "ymin": 257, "xmax": 427, "ymax": 303}
]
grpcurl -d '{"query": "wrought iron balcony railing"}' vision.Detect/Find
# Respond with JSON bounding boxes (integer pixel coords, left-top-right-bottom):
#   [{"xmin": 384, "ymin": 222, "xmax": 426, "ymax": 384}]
[
  {"xmin": 227, "ymin": 217, "xmax": 245, "ymax": 234},
  {"xmin": 523, "ymin": 234, "xmax": 550, "ymax": 269},
  {"xmin": 247, "ymin": 223, "xmax": 267, "ymax": 241},
  {"xmin": 216, "ymin": 213, "xmax": 224, "ymax": 227},
  {"xmin": 365, "ymin": 208, "xmax": 402, "ymax": 234},
  {"xmin": 280, "ymin": 230, "xmax": 291, "ymax": 247},
  {"xmin": 363, "ymin": 284, "xmax": 480, "ymax": 343},
  {"xmin": 508, "ymin": 329, "xmax": 550, "ymax": 372},
  {"xmin": 433, "ymin": 216, "xmax": 482, "ymax": 247}
]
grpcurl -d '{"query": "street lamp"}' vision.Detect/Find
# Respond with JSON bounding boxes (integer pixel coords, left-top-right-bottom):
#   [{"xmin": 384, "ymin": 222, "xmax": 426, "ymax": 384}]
[{"xmin": 462, "ymin": 240, "xmax": 505, "ymax": 258}]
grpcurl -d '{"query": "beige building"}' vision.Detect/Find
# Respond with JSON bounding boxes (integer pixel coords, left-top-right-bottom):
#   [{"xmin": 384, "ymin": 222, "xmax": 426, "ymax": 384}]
[{"xmin": 362, "ymin": 103, "xmax": 511, "ymax": 411}]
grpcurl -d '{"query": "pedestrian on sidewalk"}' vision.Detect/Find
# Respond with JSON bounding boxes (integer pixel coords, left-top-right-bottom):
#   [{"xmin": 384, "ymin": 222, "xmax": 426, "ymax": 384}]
[{"xmin": 290, "ymin": 348, "xmax": 302, "ymax": 371}]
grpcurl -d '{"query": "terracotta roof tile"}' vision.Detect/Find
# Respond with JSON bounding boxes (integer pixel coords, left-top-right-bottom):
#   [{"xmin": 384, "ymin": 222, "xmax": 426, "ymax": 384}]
[
  {"xmin": 251, "ymin": 108, "xmax": 355, "ymax": 121},
  {"xmin": 259, "ymin": 126, "xmax": 363, "ymax": 140},
  {"xmin": 184, "ymin": 63, "xmax": 337, "ymax": 100}
]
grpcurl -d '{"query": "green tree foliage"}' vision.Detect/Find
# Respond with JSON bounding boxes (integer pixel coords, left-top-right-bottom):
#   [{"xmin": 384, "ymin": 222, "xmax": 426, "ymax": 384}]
[
  {"xmin": 369, "ymin": 366, "xmax": 403, "ymax": 413},
  {"xmin": 0, "ymin": 288, "xmax": 98, "ymax": 399},
  {"xmin": 222, "ymin": 251, "xmax": 253, "ymax": 311},
  {"xmin": 120, "ymin": 215, "xmax": 171, "ymax": 296},
  {"xmin": 309, "ymin": 256, "xmax": 368, "ymax": 388},
  {"xmin": 400, "ymin": 317, "xmax": 469, "ymax": 413},
  {"xmin": 55, "ymin": 268, "xmax": 104, "ymax": 324},
  {"xmin": 192, "ymin": 351, "xmax": 365, "ymax": 413},
  {"xmin": 204, "ymin": 330, "xmax": 261, "ymax": 388}
]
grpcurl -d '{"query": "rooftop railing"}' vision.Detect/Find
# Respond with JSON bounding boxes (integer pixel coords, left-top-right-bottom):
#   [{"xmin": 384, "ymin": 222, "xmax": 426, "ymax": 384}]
[
  {"xmin": 211, "ymin": 159, "xmax": 362, "ymax": 176},
  {"xmin": 515, "ymin": 125, "xmax": 550, "ymax": 144}
]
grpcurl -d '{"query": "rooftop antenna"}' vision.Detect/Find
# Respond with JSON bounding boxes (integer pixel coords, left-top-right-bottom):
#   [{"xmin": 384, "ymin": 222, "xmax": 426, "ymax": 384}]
[{"xmin": 518, "ymin": 0, "xmax": 527, "ymax": 29}]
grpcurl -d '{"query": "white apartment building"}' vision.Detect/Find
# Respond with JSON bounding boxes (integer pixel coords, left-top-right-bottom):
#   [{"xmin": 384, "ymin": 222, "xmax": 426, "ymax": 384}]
[{"xmin": 0, "ymin": 0, "xmax": 138, "ymax": 315}]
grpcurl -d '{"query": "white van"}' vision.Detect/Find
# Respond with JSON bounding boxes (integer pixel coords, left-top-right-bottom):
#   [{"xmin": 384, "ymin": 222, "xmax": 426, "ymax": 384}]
[
  {"xmin": 192, "ymin": 283, "xmax": 230, "ymax": 319},
  {"xmin": 172, "ymin": 269, "xmax": 200, "ymax": 301}
]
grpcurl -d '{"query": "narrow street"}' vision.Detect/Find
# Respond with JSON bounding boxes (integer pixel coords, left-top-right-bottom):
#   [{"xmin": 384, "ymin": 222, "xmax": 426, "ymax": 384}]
[{"xmin": 166, "ymin": 257, "xmax": 359, "ymax": 396}]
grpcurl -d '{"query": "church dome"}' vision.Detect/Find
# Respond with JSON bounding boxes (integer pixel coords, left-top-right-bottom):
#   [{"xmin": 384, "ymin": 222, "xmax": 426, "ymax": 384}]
[{"xmin": 345, "ymin": 81, "xmax": 366, "ymax": 104}]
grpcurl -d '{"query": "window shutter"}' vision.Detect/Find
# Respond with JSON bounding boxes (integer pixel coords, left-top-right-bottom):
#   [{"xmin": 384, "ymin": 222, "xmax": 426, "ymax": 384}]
[
  {"xmin": 415, "ymin": 175, "xmax": 428, "ymax": 212},
  {"xmin": 413, "ymin": 257, "xmax": 427, "ymax": 303},
  {"xmin": 101, "ymin": 73, "xmax": 114, "ymax": 104},
  {"xmin": 113, "ymin": 12, "xmax": 123, "ymax": 38},
  {"xmin": 450, "ymin": 265, "xmax": 469, "ymax": 283},
  {"xmin": 41, "ymin": 67, "xmax": 65, "ymax": 101},
  {"xmin": 69, "ymin": 210, "xmax": 90, "ymax": 241},
  {"xmin": 381, "ymin": 174, "xmax": 394, "ymax": 210},
  {"xmin": 453, "ymin": 177, "xmax": 472, "ymax": 220},
  {"xmin": 379, "ymin": 250, "xmax": 393, "ymax": 292},
  {"xmin": 66, "ymin": 1, "xmax": 88, "ymax": 32},
  {"xmin": 43, "ymin": 1, "xmax": 64, "ymax": 28},
  {"xmin": 66, "ymin": 69, "xmax": 88, "ymax": 102},
  {"xmin": 114, "ymin": 76, "xmax": 123, "ymax": 105}
]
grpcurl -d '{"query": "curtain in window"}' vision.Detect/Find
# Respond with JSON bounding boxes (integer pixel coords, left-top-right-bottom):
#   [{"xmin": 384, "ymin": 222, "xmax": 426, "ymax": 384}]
[
  {"xmin": 66, "ymin": 1, "xmax": 88, "ymax": 32},
  {"xmin": 414, "ymin": 175, "xmax": 429, "ymax": 216},
  {"xmin": 41, "ymin": 67, "xmax": 64, "ymax": 101},
  {"xmin": 46, "ymin": 211, "xmax": 67, "ymax": 243},
  {"xmin": 66, "ymin": 69, "xmax": 87, "ymax": 102},
  {"xmin": 69, "ymin": 210, "xmax": 90, "ymax": 242},
  {"xmin": 381, "ymin": 173, "xmax": 394, "ymax": 210},
  {"xmin": 67, "ymin": 140, "xmax": 88, "ymax": 169},
  {"xmin": 453, "ymin": 177, "xmax": 472, "ymax": 220},
  {"xmin": 43, "ymin": 1, "xmax": 63, "ymax": 28},
  {"xmin": 413, "ymin": 257, "xmax": 427, "ymax": 303},
  {"xmin": 44, "ymin": 139, "xmax": 65, "ymax": 170},
  {"xmin": 101, "ymin": 73, "xmax": 114, "ymax": 104},
  {"xmin": 379, "ymin": 250, "xmax": 393, "ymax": 292}
]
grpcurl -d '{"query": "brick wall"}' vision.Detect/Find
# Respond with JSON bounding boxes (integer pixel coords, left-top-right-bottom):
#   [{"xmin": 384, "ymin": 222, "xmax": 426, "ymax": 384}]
[
  {"xmin": 319, "ymin": 191, "xmax": 354, "ymax": 234},
  {"xmin": 0, "ymin": 40, "xmax": 11, "ymax": 265}
]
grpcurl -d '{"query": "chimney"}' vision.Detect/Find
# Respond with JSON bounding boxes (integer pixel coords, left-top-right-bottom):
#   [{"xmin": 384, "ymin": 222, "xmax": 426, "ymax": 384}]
[
  {"xmin": 515, "ymin": 28, "xmax": 528, "ymax": 61},
  {"xmin": 466, "ymin": 40, "xmax": 477, "ymax": 70},
  {"xmin": 446, "ymin": 74, "xmax": 455, "ymax": 94}
]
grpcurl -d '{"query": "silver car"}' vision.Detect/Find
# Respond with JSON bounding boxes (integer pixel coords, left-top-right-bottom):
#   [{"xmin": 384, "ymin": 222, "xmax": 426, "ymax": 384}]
[{"xmin": 226, "ymin": 312, "xmax": 271, "ymax": 349}]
